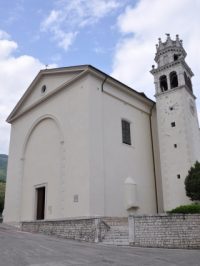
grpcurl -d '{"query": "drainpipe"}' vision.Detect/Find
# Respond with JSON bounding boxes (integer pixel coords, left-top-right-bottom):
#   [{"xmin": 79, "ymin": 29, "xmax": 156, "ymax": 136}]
[
  {"xmin": 100, "ymin": 75, "xmax": 108, "ymax": 216},
  {"xmin": 149, "ymin": 103, "xmax": 159, "ymax": 213},
  {"xmin": 101, "ymin": 75, "xmax": 108, "ymax": 92}
]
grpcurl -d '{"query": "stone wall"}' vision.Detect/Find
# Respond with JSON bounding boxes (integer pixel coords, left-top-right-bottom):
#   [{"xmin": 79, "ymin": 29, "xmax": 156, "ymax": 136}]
[
  {"xmin": 129, "ymin": 214, "xmax": 200, "ymax": 249},
  {"xmin": 21, "ymin": 217, "xmax": 109, "ymax": 243},
  {"xmin": 21, "ymin": 215, "xmax": 200, "ymax": 248}
]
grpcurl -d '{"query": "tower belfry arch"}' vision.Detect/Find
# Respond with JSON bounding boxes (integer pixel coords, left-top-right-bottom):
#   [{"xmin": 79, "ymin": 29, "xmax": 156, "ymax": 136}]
[{"xmin": 151, "ymin": 34, "xmax": 200, "ymax": 211}]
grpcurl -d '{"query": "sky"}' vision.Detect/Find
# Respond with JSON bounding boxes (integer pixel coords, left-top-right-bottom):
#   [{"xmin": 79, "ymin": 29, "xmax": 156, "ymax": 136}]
[{"xmin": 1, "ymin": 0, "xmax": 200, "ymax": 154}]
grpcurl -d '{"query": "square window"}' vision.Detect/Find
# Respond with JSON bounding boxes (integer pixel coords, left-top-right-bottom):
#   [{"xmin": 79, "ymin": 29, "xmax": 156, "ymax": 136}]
[
  {"xmin": 122, "ymin": 120, "xmax": 131, "ymax": 145},
  {"xmin": 171, "ymin": 122, "xmax": 176, "ymax": 127}
]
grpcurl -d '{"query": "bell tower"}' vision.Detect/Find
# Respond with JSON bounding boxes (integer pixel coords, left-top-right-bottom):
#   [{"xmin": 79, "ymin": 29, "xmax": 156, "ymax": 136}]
[{"xmin": 151, "ymin": 34, "xmax": 200, "ymax": 211}]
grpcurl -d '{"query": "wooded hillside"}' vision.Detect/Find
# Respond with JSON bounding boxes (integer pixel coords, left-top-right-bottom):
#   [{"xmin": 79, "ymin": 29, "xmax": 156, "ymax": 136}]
[{"xmin": 0, "ymin": 154, "xmax": 8, "ymax": 181}]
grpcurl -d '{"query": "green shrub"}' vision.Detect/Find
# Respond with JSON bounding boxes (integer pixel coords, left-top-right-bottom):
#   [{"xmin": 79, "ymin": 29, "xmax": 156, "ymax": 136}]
[
  {"xmin": 185, "ymin": 161, "xmax": 200, "ymax": 201},
  {"xmin": 168, "ymin": 203, "xmax": 200, "ymax": 214}
]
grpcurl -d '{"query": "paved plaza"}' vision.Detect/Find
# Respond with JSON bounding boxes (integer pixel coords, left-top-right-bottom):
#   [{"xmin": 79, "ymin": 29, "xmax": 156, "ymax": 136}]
[{"xmin": 0, "ymin": 224, "xmax": 199, "ymax": 266}]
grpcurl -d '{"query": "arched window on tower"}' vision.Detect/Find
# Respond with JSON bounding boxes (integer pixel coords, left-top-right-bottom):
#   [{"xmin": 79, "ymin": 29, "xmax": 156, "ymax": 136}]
[
  {"xmin": 170, "ymin": 71, "xmax": 178, "ymax": 89},
  {"xmin": 188, "ymin": 78, "xmax": 192, "ymax": 91},
  {"xmin": 184, "ymin": 72, "xmax": 193, "ymax": 91},
  {"xmin": 159, "ymin": 75, "xmax": 168, "ymax": 92}
]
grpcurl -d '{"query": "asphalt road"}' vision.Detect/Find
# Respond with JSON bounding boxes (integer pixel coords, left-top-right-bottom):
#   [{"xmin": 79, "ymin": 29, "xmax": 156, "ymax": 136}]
[{"xmin": 0, "ymin": 223, "xmax": 200, "ymax": 266}]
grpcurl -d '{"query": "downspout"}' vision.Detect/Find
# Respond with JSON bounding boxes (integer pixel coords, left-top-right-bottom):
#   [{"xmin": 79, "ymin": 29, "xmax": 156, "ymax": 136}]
[
  {"xmin": 101, "ymin": 75, "xmax": 108, "ymax": 92},
  {"xmin": 149, "ymin": 102, "xmax": 159, "ymax": 213},
  {"xmin": 100, "ymin": 75, "xmax": 108, "ymax": 215}
]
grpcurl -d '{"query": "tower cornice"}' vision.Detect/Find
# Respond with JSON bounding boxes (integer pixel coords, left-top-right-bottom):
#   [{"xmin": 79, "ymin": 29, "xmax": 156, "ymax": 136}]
[
  {"xmin": 154, "ymin": 85, "xmax": 196, "ymax": 99},
  {"xmin": 155, "ymin": 46, "xmax": 186, "ymax": 62},
  {"xmin": 150, "ymin": 59, "xmax": 194, "ymax": 77}
]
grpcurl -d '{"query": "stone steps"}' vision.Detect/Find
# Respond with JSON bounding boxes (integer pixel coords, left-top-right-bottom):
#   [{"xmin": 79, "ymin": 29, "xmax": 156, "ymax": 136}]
[
  {"xmin": 102, "ymin": 217, "xmax": 128, "ymax": 226},
  {"xmin": 101, "ymin": 219, "xmax": 129, "ymax": 246}
]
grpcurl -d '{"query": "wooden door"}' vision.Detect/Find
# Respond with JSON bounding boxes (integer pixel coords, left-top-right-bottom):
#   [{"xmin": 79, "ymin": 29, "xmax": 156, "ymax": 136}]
[{"xmin": 36, "ymin": 187, "xmax": 45, "ymax": 220}]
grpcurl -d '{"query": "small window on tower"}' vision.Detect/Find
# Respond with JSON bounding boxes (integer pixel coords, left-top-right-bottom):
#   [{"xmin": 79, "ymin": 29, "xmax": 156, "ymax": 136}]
[
  {"xmin": 174, "ymin": 54, "xmax": 179, "ymax": 61},
  {"xmin": 171, "ymin": 122, "xmax": 176, "ymax": 127},
  {"xmin": 122, "ymin": 120, "xmax": 131, "ymax": 145},
  {"xmin": 159, "ymin": 75, "xmax": 168, "ymax": 92}
]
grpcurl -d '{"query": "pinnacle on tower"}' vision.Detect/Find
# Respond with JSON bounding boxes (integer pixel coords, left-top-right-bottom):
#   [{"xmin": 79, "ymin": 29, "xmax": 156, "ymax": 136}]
[
  {"xmin": 153, "ymin": 34, "xmax": 187, "ymax": 65},
  {"xmin": 151, "ymin": 34, "xmax": 194, "ymax": 95},
  {"xmin": 156, "ymin": 34, "xmax": 184, "ymax": 52}
]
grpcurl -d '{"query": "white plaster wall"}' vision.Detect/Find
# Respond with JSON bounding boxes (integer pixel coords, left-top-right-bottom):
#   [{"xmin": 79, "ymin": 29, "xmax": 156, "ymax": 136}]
[
  {"xmin": 182, "ymin": 89, "xmax": 200, "ymax": 163},
  {"xmin": 88, "ymin": 79, "xmax": 105, "ymax": 216},
  {"xmin": 4, "ymin": 75, "xmax": 91, "ymax": 223},
  {"xmin": 21, "ymin": 118, "xmax": 61, "ymax": 220},
  {"xmin": 3, "ymin": 126, "xmax": 22, "ymax": 224},
  {"xmin": 88, "ymin": 75, "xmax": 157, "ymax": 216},
  {"xmin": 156, "ymin": 87, "xmax": 200, "ymax": 211},
  {"xmin": 19, "ymin": 72, "xmax": 80, "ymax": 114},
  {"xmin": 103, "ymin": 92, "xmax": 157, "ymax": 216},
  {"xmin": 4, "ymin": 71, "xmax": 159, "ymax": 223}
]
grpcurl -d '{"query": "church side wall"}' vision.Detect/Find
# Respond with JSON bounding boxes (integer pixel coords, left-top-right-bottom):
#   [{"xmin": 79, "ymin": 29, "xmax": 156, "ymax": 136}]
[
  {"xmin": 88, "ymin": 75, "xmax": 157, "ymax": 216},
  {"xmin": 103, "ymin": 87, "xmax": 157, "ymax": 216},
  {"xmin": 4, "ymin": 76, "xmax": 91, "ymax": 223},
  {"xmin": 88, "ymin": 77, "xmax": 105, "ymax": 216}
]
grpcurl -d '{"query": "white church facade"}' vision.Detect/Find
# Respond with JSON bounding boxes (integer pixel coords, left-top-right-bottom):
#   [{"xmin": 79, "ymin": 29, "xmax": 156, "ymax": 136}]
[{"xmin": 4, "ymin": 35, "xmax": 200, "ymax": 224}]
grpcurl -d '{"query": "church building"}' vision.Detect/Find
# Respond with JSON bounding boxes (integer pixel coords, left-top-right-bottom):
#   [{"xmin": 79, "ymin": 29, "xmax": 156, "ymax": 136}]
[{"xmin": 4, "ymin": 35, "xmax": 200, "ymax": 225}]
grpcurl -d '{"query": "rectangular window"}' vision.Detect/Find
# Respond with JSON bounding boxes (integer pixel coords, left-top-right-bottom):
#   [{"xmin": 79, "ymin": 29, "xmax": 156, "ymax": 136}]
[
  {"xmin": 122, "ymin": 120, "xmax": 131, "ymax": 145},
  {"xmin": 74, "ymin": 194, "xmax": 79, "ymax": 203}
]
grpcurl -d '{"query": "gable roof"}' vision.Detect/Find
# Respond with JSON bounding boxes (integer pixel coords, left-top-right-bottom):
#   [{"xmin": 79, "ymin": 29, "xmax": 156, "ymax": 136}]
[{"xmin": 7, "ymin": 64, "xmax": 154, "ymax": 123}]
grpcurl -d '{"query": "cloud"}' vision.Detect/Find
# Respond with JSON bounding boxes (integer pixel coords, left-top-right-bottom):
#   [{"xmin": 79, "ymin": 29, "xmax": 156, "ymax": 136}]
[
  {"xmin": 41, "ymin": 0, "xmax": 121, "ymax": 50},
  {"xmin": 0, "ymin": 40, "xmax": 18, "ymax": 59},
  {"xmin": 41, "ymin": 10, "xmax": 61, "ymax": 29},
  {"xmin": 0, "ymin": 32, "xmax": 56, "ymax": 153},
  {"xmin": 51, "ymin": 28, "xmax": 78, "ymax": 51},
  {"xmin": 111, "ymin": 0, "xmax": 200, "ymax": 106},
  {"xmin": 0, "ymin": 30, "xmax": 10, "ymax": 40}
]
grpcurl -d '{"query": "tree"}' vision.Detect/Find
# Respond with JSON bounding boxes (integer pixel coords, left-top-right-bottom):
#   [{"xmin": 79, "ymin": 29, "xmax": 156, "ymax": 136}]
[
  {"xmin": 185, "ymin": 161, "xmax": 200, "ymax": 201},
  {"xmin": 0, "ymin": 181, "xmax": 5, "ymax": 214}
]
